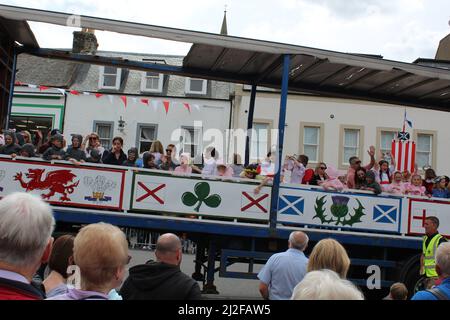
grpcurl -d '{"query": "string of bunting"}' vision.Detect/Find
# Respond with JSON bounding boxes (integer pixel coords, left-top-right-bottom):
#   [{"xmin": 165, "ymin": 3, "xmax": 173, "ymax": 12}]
[{"xmin": 14, "ymin": 82, "xmax": 201, "ymax": 114}]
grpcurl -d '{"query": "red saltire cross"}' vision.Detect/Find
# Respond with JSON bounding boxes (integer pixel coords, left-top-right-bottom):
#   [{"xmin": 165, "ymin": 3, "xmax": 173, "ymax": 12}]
[
  {"xmin": 136, "ymin": 182, "xmax": 166, "ymax": 204},
  {"xmin": 241, "ymin": 192, "xmax": 268, "ymax": 213}
]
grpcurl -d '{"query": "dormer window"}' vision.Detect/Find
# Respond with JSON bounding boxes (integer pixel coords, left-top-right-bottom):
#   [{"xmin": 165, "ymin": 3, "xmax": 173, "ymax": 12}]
[
  {"xmin": 185, "ymin": 78, "xmax": 207, "ymax": 95},
  {"xmin": 99, "ymin": 66, "xmax": 122, "ymax": 90},
  {"xmin": 141, "ymin": 71, "xmax": 164, "ymax": 93}
]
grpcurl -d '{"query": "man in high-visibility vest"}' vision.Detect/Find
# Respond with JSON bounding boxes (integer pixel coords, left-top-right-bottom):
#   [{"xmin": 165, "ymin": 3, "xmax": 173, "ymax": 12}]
[{"xmin": 421, "ymin": 216, "xmax": 448, "ymax": 280}]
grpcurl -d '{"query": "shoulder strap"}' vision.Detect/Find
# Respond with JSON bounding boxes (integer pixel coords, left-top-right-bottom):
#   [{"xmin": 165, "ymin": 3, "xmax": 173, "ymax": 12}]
[{"xmin": 426, "ymin": 288, "xmax": 449, "ymax": 300}]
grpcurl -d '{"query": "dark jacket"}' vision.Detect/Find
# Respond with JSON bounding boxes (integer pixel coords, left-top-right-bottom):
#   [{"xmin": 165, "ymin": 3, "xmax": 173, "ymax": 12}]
[
  {"xmin": 309, "ymin": 174, "xmax": 326, "ymax": 186},
  {"xmin": 42, "ymin": 146, "xmax": 66, "ymax": 161},
  {"xmin": 0, "ymin": 277, "xmax": 46, "ymax": 300},
  {"xmin": 120, "ymin": 260, "xmax": 201, "ymax": 300},
  {"xmin": 0, "ymin": 143, "xmax": 21, "ymax": 155},
  {"xmin": 65, "ymin": 147, "xmax": 87, "ymax": 162},
  {"xmin": 102, "ymin": 149, "xmax": 127, "ymax": 166}
]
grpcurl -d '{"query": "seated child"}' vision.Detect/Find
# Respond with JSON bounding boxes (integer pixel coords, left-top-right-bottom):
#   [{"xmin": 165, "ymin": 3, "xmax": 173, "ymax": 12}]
[
  {"xmin": 174, "ymin": 153, "xmax": 192, "ymax": 174},
  {"xmin": 405, "ymin": 174, "xmax": 427, "ymax": 197},
  {"xmin": 122, "ymin": 148, "xmax": 139, "ymax": 167},
  {"xmin": 143, "ymin": 152, "xmax": 157, "ymax": 169},
  {"xmin": 432, "ymin": 176, "xmax": 450, "ymax": 198},
  {"xmin": 65, "ymin": 134, "xmax": 86, "ymax": 162},
  {"xmin": 42, "ymin": 134, "xmax": 66, "ymax": 161},
  {"xmin": 388, "ymin": 171, "xmax": 406, "ymax": 195},
  {"xmin": 360, "ymin": 170, "xmax": 382, "ymax": 195},
  {"xmin": 321, "ymin": 166, "xmax": 345, "ymax": 191}
]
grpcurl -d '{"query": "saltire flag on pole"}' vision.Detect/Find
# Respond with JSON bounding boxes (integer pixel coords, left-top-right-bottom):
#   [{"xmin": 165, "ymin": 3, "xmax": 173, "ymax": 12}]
[{"xmin": 391, "ymin": 140, "xmax": 416, "ymax": 173}]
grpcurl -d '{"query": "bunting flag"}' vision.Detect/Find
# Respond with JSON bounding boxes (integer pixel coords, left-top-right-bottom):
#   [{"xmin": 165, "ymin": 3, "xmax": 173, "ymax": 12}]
[
  {"xmin": 56, "ymin": 89, "xmax": 66, "ymax": 95},
  {"xmin": 163, "ymin": 100, "xmax": 170, "ymax": 114},
  {"xmin": 95, "ymin": 93, "xmax": 104, "ymax": 99},
  {"xmin": 28, "ymin": 84, "xmax": 38, "ymax": 89},
  {"xmin": 108, "ymin": 95, "xmax": 114, "ymax": 104},
  {"xmin": 183, "ymin": 103, "xmax": 191, "ymax": 113},
  {"xmin": 151, "ymin": 100, "xmax": 159, "ymax": 111},
  {"xmin": 70, "ymin": 90, "xmax": 80, "ymax": 95},
  {"xmin": 120, "ymin": 96, "xmax": 127, "ymax": 108},
  {"xmin": 140, "ymin": 98, "xmax": 149, "ymax": 106},
  {"xmin": 39, "ymin": 85, "xmax": 50, "ymax": 91},
  {"xmin": 132, "ymin": 97, "xmax": 138, "ymax": 104},
  {"xmin": 82, "ymin": 92, "xmax": 90, "ymax": 96},
  {"xmin": 193, "ymin": 104, "xmax": 200, "ymax": 111}
]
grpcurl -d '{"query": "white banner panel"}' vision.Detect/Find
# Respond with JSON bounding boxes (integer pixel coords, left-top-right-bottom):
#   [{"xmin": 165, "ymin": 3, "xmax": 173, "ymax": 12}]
[
  {"xmin": 131, "ymin": 172, "xmax": 271, "ymax": 221},
  {"xmin": 0, "ymin": 158, "xmax": 126, "ymax": 210},
  {"xmin": 408, "ymin": 198, "xmax": 450, "ymax": 237},
  {"xmin": 277, "ymin": 186, "xmax": 403, "ymax": 233}
]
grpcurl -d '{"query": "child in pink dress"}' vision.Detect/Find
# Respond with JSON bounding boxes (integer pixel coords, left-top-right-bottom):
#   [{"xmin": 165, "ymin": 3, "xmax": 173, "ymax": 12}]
[
  {"xmin": 174, "ymin": 153, "xmax": 192, "ymax": 174},
  {"xmin": 405, "ymin": 174, "xmax": 427, "ymax": 196},
  {"xmin": 388, "ymin": 171, "xmax": 406, "ymax": 195},
  {"xmin": 321, "ymin": 165, "xmax": 345, "ymax": 191}
]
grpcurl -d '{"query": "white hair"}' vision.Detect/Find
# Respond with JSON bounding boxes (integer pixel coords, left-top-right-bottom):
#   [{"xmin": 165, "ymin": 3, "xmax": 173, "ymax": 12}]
[
  {"xmin": 0, "ymin": 192, "xmax": 55, "ymax": 267},
  {"xmin": 436, "ymin": 242, "xmax": 450, "ymax": 277},
  {"xmin": 291, "ymin": 270, "xmax": 364, "ymax": 300},
  {"xmin": 289, "ymin": 231, "xmax": 309, "ymax": 251}
]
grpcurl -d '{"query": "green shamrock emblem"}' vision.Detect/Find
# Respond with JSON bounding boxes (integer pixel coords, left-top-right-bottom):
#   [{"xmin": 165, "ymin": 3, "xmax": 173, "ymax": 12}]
[{"xmin": 182, "ymin": 182, "xmax": 222, "ymax": 212}]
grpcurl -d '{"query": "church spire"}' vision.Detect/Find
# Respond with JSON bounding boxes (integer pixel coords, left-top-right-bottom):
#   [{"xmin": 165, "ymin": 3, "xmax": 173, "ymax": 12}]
[{"xmin": 220, "ymin": 6, "xmax": 228, "ymax": 35}]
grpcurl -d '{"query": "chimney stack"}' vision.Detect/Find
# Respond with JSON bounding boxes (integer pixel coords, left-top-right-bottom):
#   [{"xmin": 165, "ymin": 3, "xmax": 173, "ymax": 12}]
[{"xmin": 72, "ymin": 28, "xmax": 98, "ymax": 54}]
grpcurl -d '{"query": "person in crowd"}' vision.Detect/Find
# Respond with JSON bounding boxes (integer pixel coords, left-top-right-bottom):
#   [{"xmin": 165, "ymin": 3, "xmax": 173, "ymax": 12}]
[
  {"xmin": 360, "ymin": 170, "xmax": 382, "ymax": 195},
  {"xmin": 143, "ymin": 152, "xmax": 157, "ymax": 169},
  {"xmin": 389, "ymin": 171, "xmax": 406, "ymax": 195},
  {"xmin": 240, "ymin": 163, "xmax": 260, "ymax": 180},
  {"xmin": 423, "ymin": 168, "xmax": 437, "ymax": 196},
  {"xmin": 231, "ymin": 154, "xmax": 245, "ymax": 178},
  {"xmin": 20, "ymin": 131, "xmax": 32, "ymax": 145},
  {"xmin": 0, "ymin": 131, "xmax": 21, "ymax": 156},
  {"xmin": 201, "ymin": 147, "xmax": 219, "ymax": 176},
  {"xmin": 321, "ymin": 165, "xmax": 345, "ymax": 191},
  {"xmin": 0, "ymin": 133, "xmax": 4, "ymax": 146},
  {"xmin": 419, "ymin": 217, "xmax": 448, "ymax": 286},
  {"xmin": 42, "ymin": 134, "xmax": 66, "ymax": 161},
  {"xmin": 122, "ymin": 147, "xmax": 139, "ymax": 167},
  {"xmin": 174, "ymin": 153, "xmax": 192, "ymax": 174},
  {"xmin": 18, "ymin": 143, "xmax": 37, "ymax": 158},
  {"xmin": 354, "ymin": 167, "xmax": 367, "ymax": 190},
  {"xmin": 42, "ymin": 235, "xmax": 75, "ymax": 298},
  {"xmin": 0, "ymin": 193, "xmax": 55, "ymax": 300},
  {"xmin": 65, "ymin": 134, "xmax": 86, "ymax": 163},
  {"xmin": 259, "ymin": 152, "xmax": 275, "ymax": 177},
  {"xmin": 288, "ymin": 155, "xmax": 309, "ymax": 184},
  {"xmin": 402, "ymin": 170, "xmax": 412, "ymax": 183},
  {"xmin": 38, "ymin": 129, "xmax": 62, "ymax": 155},
  {"xmin": 375, "ymin": 159, "xmax": 394, "ymax": 192},
  {"xmin": 82, "ymin": 132, "xmax": 105, "ymax": 159},
  {"xmin": 48, "ymin": 223, "xmax": 130, "ymax": 300},
  {"xmin": 257, "ymin": 231, "xmax": 309, "ymax": 300},
  {"xmin": 16, "ymin": 132, "xmax": 25, "ymax": 146},
  {"xmin": 120, "ymin": 233, "xmax": 201, "ymax": 300},
  {"xmin": 346, "ymin": 146, "xmax": 376, "ymax": 189},
  {"xmin": 148, "ymin": 140, "xmax": 164, "ymax": 165},
  {"xmin": 405, "ymin": 174, "xmax": 428, "ymax": 197},
  {"xmin": 432, "ymin": 176, "xmax": 450, "ymax": 199},
  {"xmin": 302, "ymin": 159, "xmax": 314, "ymax": 185},
  {"xmin": 291, "ymin": 270, "xmax": 364, "ymax": 300},
  {"xmin": 216, "ymin": 164, "xmax": 233, "ymax": 178},
  {"xmin": 85, "ymin": 149, "xmax": 101, "ymax": 164},
  {"xmin": 102, "ymin": 137, "xmax": 127, "ymax": 166},
  {"xmin": 413, "ymin": 242, "xmax": 450, "ymax": 300},
  {"xmin": 383, "ymin": 282, "xmax": 408, "ymax": 300},
  {"xmin": 158, "ymin": 144, "xmax": 179, "ymax": 171},
  {"xmin": 307, "ymin": 238, "xmax": 350, "ymax": 279},
  {"xmin": 309, "ymin": 163, "xmax": 329, "ymax": 186}
]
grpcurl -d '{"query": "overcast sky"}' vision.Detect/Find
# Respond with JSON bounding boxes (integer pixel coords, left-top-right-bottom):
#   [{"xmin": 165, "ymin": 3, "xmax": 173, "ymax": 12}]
[{"xmin": 2, "ymin": 0, "xmax": 450, "ymax": 62}]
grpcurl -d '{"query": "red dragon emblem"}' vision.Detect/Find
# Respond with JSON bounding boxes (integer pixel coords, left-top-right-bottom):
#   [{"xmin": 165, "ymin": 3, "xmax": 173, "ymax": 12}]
[{"xmin": 14, "ymin": 168, "xmax": 79, "ymax": 201}]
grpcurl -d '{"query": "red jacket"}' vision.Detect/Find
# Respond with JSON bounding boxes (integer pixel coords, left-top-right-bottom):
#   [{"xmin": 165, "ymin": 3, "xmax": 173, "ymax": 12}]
[
  {"xmin": 302, "ymin": 168, "xmax": 314, "ymax": 184},
  {"xmin": 0, "ymin": 277, "xmax": 44, "ymax": 300}
]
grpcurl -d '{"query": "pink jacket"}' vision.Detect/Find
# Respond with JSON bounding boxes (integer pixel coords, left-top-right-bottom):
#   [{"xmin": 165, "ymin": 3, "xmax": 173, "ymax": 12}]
[{"xmin": 404, "ymin": 183, "xmax": 426, "ymax": 196}]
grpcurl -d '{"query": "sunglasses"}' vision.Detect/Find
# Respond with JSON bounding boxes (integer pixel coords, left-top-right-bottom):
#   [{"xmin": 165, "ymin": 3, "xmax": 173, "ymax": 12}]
[
  {"xmin": 320, "ymin": 167, "xmax": 327, "ymax": 170},
  {"xmin": 166, "ymin": 149, "xmax": 172, "ymax": 152}
]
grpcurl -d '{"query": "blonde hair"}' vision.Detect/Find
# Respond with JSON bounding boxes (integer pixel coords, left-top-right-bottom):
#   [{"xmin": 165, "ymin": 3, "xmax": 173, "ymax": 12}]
[
  {"xmin": 308, "ymin": 239, "xmax": 351, "ymax": 278},
  {"xmin": 73, "ymin": 223, "xmax": 128, "ymax": 287},
  {"xmin": 291, "ymin": 270, "xmax": 364, "ymax": 300},
  {"xmin": 150, "ymin": 140, "xmax": 164, "ymax": 154}
]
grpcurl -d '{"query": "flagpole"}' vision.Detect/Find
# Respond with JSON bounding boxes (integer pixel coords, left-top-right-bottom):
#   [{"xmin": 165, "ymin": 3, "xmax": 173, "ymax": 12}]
[{"xmin": 403, "ymin": 108, "xmax": 406, "ymax": 132}]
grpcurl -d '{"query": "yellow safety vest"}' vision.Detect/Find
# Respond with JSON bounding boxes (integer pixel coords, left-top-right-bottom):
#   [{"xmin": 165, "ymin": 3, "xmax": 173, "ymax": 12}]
[{"xmin": 423, "ymin": 234, "xmax": 443, "ymax": 278}]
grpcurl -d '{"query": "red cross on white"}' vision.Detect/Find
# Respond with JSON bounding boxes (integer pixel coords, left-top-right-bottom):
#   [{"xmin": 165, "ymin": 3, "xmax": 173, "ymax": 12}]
[
  {"xmin": 241, "ymin": 192, "xmax": 269, "ymax": 213},
  {"xmin": 136, "ymin": 182, "xmax": 166, "ymax": 204}
]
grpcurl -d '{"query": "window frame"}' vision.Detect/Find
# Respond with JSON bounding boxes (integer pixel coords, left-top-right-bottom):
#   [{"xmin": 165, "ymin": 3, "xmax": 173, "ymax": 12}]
[
  {"xmin": 250, "ymin": 119, "xmax": 273, "ymax": 163},
  {"xmin": 135, "ymin": 123, "xmax": 158, "ymax": 154},
  {"xmin": 180, "ymin": 125, "xmax": 203, "ymax": 164},
  {"xmin": 185, "ymin": 78, "xmax": 207, "ymax": 95},
  {"xmin": 140, "ymin": 72, "xmax": 164, "ymax": 93},
  {"xmin": 376, "ymin": 127, "xmax": 398, "ymax": 157},
  {"xmin": 93, "ymin": 120, "xmax": 115, "ymax": 150},
  {"xmin": 299, "ymin": 122, "xmax": 324, "ymax": 164},
  {"xmin": 98, "ymin": 66, "xmax": 122, "ymax": 90},
  {"xmin": 413, "ymin": 129, "xmax": 437, "ymax": 171},
  {"xmin": 339, "ymin": 125, "xmax": 364, "ymax": 170}
]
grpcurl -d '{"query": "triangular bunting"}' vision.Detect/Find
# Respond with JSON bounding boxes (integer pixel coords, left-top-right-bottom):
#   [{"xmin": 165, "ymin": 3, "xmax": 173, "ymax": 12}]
[
  {"xmin": 120, "ymin": 96, "xmax": 127, "ymax": 108},
  {"xmin": 28, "ymin": 84, "xmax": 38, "ymax": 89},
  {"xmin": 183, "ymin": 103, "xmax": 191, "ymax": 113},
  {"xmin": 95, "ymin": 93, "xmax": 104, "ymax": 99},
  {"xmin": 151, "ymin": 100, "xmax": 159, "ymax": 111},
  {"xmin": 82, "ymin": 92, "xmax": 90, "ymax": 96},
  {"xmin": 163, "ymin": 101, "xmax": 170, "ymax": 114},
  {"xmin": 108, "ymin": 95, "xmax": 114, "ymax": 104},
  {"xmin": 39, "ymin": 85, "xmax": 50, "ymax": 91},
  {"xmin": 70, "ymin": 90, "xmax": 80, "ymax": 95},
  {"xmin": 132, "ymin": 97, "xmax": 138, "ymax": 104},
  {"xmin": 141, "ymin": 98, "xmax": 149, "ymax": 106},
  {"xmin": 56, "ymin": 89, "xmax": 66, "ymax": 95}
]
